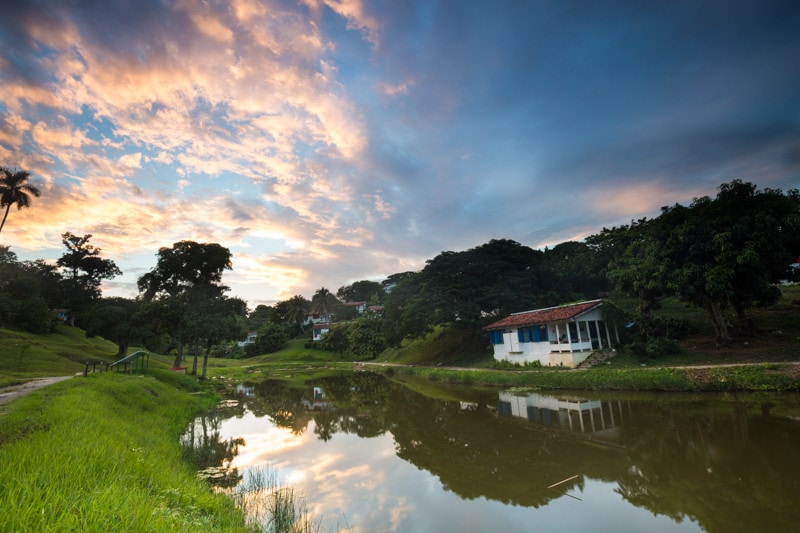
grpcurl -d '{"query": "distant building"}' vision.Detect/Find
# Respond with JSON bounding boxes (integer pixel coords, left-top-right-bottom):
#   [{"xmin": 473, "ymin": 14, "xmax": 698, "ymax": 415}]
[
  {"xmin": 238, "ymin": 331, "xmax": 257, "ymax": 347},
  {"xmin": 312, "ymin": 323, "xmax": 335, "ymax": 341}
]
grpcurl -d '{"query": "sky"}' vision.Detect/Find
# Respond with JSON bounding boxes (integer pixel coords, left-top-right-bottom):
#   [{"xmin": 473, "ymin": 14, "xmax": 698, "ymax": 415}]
[{"xmin": 1, "ymin": 0, "xmax": 799, "ymax": 308}]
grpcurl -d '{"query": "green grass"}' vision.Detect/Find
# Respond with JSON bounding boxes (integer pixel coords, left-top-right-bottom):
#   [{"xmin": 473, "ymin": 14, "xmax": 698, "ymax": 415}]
[
  {"xmin": 378, "ymin": 326, "xmax": 492, "ymax": 366},
  {"xmin": 0, "ymin": 324, "xmax": 121, "ymax": 387},
  {"xmin": 0, "ymin": 371, "xmax": 255, "ymax": 532},
  {"xmin": 372, "ymin": 363, "xmax": 800, "ymax": 392}
]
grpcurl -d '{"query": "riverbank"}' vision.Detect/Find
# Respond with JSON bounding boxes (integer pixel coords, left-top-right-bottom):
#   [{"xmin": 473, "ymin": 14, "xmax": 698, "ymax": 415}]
[
  {"xmin": 361, "ymin": 361, "xmax": 800, "ymax": 392},
  {"xmin": 0, "ymin": 371, "xmax": 254, "ymax": 532}
]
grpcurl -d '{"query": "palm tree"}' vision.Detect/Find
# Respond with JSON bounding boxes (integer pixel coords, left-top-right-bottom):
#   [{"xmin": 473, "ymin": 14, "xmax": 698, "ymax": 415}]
[
  {"xmin": 285, "ymin": 295, "xmax": 311, "ymax": 329},
  {"xmin": 311, "ymin": 287, "xmax": 340, "ymax": 318},
  {"xmin": 0, "ymin": 167, "xmax": 42, "ymax": 235}
]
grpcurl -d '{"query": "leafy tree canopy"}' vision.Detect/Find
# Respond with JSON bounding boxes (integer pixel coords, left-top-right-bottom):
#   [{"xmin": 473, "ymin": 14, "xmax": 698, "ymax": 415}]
[{"xmin": 138, "ymin": 240, "xmax": 232, "ymax": 300}]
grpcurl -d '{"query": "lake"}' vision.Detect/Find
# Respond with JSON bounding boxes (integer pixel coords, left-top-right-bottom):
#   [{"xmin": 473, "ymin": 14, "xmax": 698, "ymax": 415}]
[{"xmin": 183, "ymin": 372, "xmax": 800, "ymax": 532}]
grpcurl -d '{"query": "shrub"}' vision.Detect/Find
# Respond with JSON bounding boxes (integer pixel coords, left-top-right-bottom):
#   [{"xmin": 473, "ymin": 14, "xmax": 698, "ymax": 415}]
[{"xmin": 256, "ymin": 323, "xmax": 289, "ymax": 354}]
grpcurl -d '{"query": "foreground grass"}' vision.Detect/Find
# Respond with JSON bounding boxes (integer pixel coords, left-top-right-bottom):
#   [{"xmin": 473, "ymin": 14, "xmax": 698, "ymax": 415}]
[{"xmin": 0, "ymin": 370, "xmax": 253, "ymax": 532}]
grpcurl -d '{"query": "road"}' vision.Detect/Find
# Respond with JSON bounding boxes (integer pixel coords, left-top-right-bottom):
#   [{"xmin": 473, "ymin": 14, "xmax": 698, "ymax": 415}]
[{"xmin": 0, "ymin": 376, "xmax": 74, "ymax": 406}]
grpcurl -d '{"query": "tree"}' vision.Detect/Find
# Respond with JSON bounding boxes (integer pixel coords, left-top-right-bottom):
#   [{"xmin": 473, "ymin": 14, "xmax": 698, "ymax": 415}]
[
  {"xmin": 138, "ymin": 240, "xmax": 232, "ymax": 299},
  {"xmin": 382, "ymin": 239, "xmax": 554, "ymax": 345},
  {"xmin": 246, "ymin": 304, "xmax": 273, "ymax": 331},
  {"xmin": 270, "ymin": 295, "xmax": 311, "ymax": 336},
  {"xmin": 311, "ymin": 287, "xmax": 340, "ymax": 317},
  {"xmin": 337, "ymin": 280, "xmax": 385, "ymax": 304},
  {"xmin": 347, "ymin": 316, "xmax": 386, "ymax": 358},
  {"xmin": 57, "ymin": 233, "xmax": 121, "ymax": 325},
  {"xmin": 0, "ymin": 167, "xmax": 41, "ymax": 234},
  {"xmin": 0, "ymin": 248, "xmax": 61, "ymax": 333},
  {"xmin": 255, "ymin": 322, "xmax": 289, "ymax": 354},
  {"xmin": 187, "ymin": 293, "xmax": 247, "ymax": 379},
  {"xmin": 138, "ymin": 241, "xmax": 233, "ymax": 368},
  {"xmin": 606, "ymin": 180, "xmax": 800, "ymax": 343},
  {"xmin": 82, "ymin": 297, "xmax": 151, "ymax": 358}
]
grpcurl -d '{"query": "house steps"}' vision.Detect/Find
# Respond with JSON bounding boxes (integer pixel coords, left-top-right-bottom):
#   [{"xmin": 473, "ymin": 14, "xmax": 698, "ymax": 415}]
[{"xmin": 576, "ymin": 349, "xmax": 616, "ymax": 369}]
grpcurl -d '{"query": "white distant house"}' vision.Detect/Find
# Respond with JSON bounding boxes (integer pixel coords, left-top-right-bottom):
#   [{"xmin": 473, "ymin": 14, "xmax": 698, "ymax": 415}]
[
  {"xmin": 312, "ymin": 323, "xmax": 334, "ymax": 341},
  {"xmin": 304, "ymin": 312, "xmax": 333, "ymax": 327},
  {"xmin": 483, "ymin": 299, "xmax": 618, "ymax": 368},
  {"xmin": 343, "ymin": 301, "xmax": 368, "ymax": 313},
  {"xmin": 238, "ymin": 331, "xmax": 257, "ymax": 348}
]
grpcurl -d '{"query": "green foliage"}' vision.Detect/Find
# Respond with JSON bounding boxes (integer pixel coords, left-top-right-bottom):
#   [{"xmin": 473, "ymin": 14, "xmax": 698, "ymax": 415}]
[
  {"xmin": 337, "ymin": 279, "xmax": 385, "ymax": 304},
  {"xmin": 625, "ymin": 338, "xmax": 681, "ymax": 361},
  {"xmin": 315, "ymin": 323, "xmax": 350, "ymax": 354},
  {"xmin": 256, "ymin": 322, "xmax": 289, "ymax": 354},
  {"xmin": 57, "ymin": 233, "xmax": 122, "ymax": 323},
  {"xmin": 600, "ymin": 180, "xmax": 800, "ymax": 342},
  {"xmin": 138, "ymin": 240, "xmax": 233, "ymax": 299},
  {"xmin": 81, "ymin": 297, "xmax": 152, "ymax": 357},
  {"xmin": 382, "ymin": 238, "xmax": 610, "ymax": 346},
  {"xmin": 346, "ymin": 317, "xmax": 386, "ymax": 358},
  {"xmin": 0, "ymin": 249, "xmax": 60, "ymax": 333},
  {"xmin": 270, "ymin": 295, "xmax": 311, "ymax": 335},
  {"xmin": 311, "ymin": 287, "xmax": 339, "ymax": 316},
  {"xmin": 1, "ymin": 295, "xmax": 56, "ymax": 333}
]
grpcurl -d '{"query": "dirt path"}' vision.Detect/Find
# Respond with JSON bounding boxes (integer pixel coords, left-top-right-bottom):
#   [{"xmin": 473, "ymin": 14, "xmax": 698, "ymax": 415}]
[{"xmin": 0, "ymin": 376, "xmax": 74, "ymax": 406}]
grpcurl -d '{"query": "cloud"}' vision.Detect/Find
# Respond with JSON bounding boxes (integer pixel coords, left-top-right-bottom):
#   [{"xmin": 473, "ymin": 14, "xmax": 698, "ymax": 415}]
[{"xmin": 1, "ymin": 0, "xmax": 798, "ymax": 305}]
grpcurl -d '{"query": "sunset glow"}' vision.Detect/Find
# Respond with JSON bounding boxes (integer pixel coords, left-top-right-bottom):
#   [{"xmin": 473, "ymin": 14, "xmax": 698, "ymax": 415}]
[{"xmin": 1, "ymin": 1, "xmax": 798, "ymax": 306}]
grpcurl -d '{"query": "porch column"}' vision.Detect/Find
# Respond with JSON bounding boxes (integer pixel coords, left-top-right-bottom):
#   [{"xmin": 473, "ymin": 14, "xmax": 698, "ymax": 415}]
[
  {"xmin": 554, "ymin": 323, "xmax": 561, "ymax": 349},
  {"xmin": 595, "ymin": 320, "xmax": 603, "ymax": 349},
  {"xmin": 605, "ymin": 321, "xmax": 613, "ymax": 347},
  {"xmin": 566, "ymin": 321, "xmax": 573, "ymax": 351}
]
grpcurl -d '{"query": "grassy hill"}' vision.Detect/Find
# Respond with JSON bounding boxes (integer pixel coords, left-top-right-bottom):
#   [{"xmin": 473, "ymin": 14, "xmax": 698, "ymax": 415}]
[{"xmin": 0, "ymin": 324, "xmax": 121, "ymax": 387}]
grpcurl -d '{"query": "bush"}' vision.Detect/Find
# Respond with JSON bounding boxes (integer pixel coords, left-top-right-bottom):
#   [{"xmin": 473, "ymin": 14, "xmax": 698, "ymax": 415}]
[
  {"xmin": 624, "ymin": 337, "xmax": 681, "ymax": 360},
  {"xmin": 256, "ymin": 322, "xmax": 289, "ymax": 354},
  {"xmin": 646, "ymin": 337, "xmax": 681, "ymax": 358},
  {"xmin": 9, "ymin": 296, "xmax": 57, "ymax": 333}
]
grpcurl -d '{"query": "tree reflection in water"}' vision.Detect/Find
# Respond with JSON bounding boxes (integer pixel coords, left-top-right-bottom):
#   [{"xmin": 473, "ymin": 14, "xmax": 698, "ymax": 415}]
[
  {"xmin": 181, "ymin": 399, "xmax": 245, "ymax": 489},
  {"xmin": 190, "ymin": 373, "xmax": 800, "ymax": 532}
]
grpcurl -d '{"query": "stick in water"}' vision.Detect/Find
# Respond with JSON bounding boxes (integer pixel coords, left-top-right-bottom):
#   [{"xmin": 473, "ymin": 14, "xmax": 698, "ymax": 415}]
[{"xmin": 548, "ymin": 474, "xmax": 580, "ymax": 489}]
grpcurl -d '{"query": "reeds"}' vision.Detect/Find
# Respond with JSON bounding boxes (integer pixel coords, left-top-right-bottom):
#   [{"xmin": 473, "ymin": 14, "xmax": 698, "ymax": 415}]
[{"xmin": 232, "ymin": 465, "xmax": 320, "ymax": 533}]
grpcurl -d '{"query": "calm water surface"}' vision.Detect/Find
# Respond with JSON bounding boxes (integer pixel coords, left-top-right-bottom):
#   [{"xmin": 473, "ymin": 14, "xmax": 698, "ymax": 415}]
[{"xmin": 184, "ymin": 373, "xmax": 800, "ymax": 532}]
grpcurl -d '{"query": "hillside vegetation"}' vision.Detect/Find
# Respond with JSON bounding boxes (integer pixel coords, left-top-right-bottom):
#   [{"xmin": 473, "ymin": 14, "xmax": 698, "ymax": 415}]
[{"xmin": 0, "ymin": 324, "xmax": 120, "ymax": 387}]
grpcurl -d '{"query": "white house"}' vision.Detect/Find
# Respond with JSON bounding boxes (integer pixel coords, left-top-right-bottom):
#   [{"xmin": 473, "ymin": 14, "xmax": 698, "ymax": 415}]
[
  {"xmin": 312, "ymin": 323, "xmax": 334, "ymax": 341},
  {"xmin": 343, "ymin": 301, "xmax": 368, "ymax": 313},
  {"xmin": 237, "ymin": 331, "xmax": 257, "ymax": 348},
  {"xmin": 483, "ymin": 299, "xmax": 618, "ymax": 368}
]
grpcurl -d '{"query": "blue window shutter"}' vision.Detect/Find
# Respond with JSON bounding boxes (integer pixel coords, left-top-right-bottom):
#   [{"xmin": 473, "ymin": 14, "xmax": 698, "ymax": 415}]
[
  {"xmin": 517, "ymin": 329, "xmax": 524, "ymax": 343},
  {"xmin": 532, "ymin": 327, "xmax": 540, "ymax": 342}
]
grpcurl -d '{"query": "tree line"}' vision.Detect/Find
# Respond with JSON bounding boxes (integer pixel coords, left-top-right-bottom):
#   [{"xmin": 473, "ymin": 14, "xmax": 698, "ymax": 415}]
[
  {"xmin": 380, "ymin": 180, "xmax": 799, "ymax": 351},
  {"xmin": 1, "ymin": 178, "xmax": 797, "ymax": 366}
]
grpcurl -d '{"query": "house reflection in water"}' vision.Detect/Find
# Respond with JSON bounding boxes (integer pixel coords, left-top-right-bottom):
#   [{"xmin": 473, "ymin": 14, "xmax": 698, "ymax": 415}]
[
  {"xmin": 235, "ymin": 383, "xmax": 256, "ymax": 398},
  {"xmin": 303, "ymin": 386, "xmax": 333, "ymax": 412},
  {"xmin": 498, "ymin": 391, "xmax": 630, "ymax": 443}
]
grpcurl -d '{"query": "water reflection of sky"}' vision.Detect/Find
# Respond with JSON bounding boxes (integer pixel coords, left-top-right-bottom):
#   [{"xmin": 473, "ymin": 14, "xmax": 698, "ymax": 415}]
[{"xmin": 217, "ymin": 410, "xmax": 702, "ymax": 532}]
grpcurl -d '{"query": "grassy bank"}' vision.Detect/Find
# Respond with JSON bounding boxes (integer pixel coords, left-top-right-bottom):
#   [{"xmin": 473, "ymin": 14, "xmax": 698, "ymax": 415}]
[
  {"xmin": 0, "ymin": 370, "xmax": 253, "ymax": 532},
  {"xmin": 370, "ymin": 362, "xmax": 800, "ymax": 392}
]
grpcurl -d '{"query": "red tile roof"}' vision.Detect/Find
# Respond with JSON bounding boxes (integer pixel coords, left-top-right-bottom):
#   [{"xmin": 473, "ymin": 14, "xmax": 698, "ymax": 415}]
[{"xmin": 483, "ymin": 300, "xmax": 603, "ymax": 330}]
